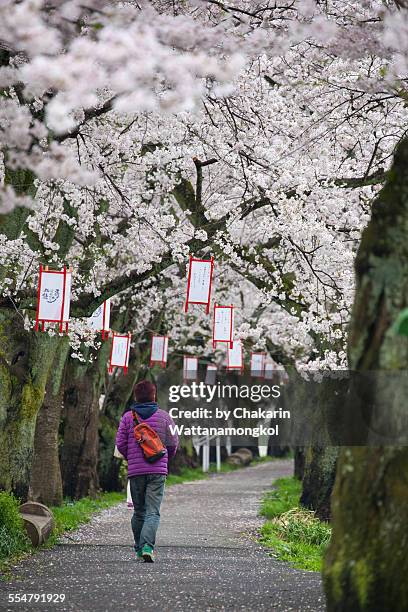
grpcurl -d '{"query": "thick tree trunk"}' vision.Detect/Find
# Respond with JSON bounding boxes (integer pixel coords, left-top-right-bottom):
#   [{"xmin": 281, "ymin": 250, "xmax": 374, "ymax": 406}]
[
  {"xmin": 324, "ymin": 138, "xmax": 408, "ymax": 611},
  {"xmin": 60, "ymin": 345, "xmax": 109, "ymax": 499},
  {"xmin": 169, "ymin": 437, "xmax": 199, "ymax": 474},
  {"xmin": 61, "ymin": 361, "xmax": 99, "ymax": 499},
  {"xmin": 300, "ymin": 446, "xmax": 338, "ymax": 521},
  {"xmin": 0, "ymin": 310, "xmax": 60, "ymax": 499},
  {"xmin": 294, "ymin": 447, "xmax": 306, "ymax": 480},
  {"xmin": 297, "ymin": 374, "xmax": 344, "ymax": 519},
  {"xmin": 28, "ymin": 338, "xmax": 69, "ymax": 506}
]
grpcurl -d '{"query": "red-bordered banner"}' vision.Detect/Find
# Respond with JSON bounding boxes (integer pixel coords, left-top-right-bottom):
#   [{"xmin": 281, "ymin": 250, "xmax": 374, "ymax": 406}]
[
  {"xmin": 212, "ymin": 303, "xmax": 234, "ymax": 349},
  {"xmin": 88, "ymin": 299, "xmax": 111, "ymax": 340},
  {"xmin": 183, "ymin": 355, "xmax": 198, "ymax": 381},
  {"xmin": 185, "ymin": 255, "xmax": 214, "ymax": 314},
  {"xmin": 109, "ymin": 332, "xmax": 131, "ymax": 374},
  {"xmin": 227, "ymin": 340, "xmax": 244, "ymax": 373},
  {"xmin": 250, "ymin": 352, "xmax": 266, "ymax": 378},
  {"xmin": 35, "ymin": 264, "xmax": 72, "ymax": 334},
  {"xmin": 150, "ymin": 335, "xmax": 169, "ymax": 368}
]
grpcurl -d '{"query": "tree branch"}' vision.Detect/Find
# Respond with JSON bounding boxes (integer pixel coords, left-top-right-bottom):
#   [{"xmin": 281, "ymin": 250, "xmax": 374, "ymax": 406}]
[
  {"xmin": 192, "ymin": 156, "xmax": 218, "ymax": 210},
  {"xmin": 332, "ymin": 169, "xmax": 387, "ymax": 188},
  {"xmin": 54, "ymin": 97, "xmax": 117, "ymax": 143}
]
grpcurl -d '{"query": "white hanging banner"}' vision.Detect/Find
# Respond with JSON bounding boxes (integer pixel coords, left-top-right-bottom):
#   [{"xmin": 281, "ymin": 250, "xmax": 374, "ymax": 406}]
[
  {"xmin": 205, "ymin": 364, "xmax": 217, "ymax": 385},
  {"xmin": 264, "ymin": 361, "xmax": 276, "ymax": 380},
  {"xmin": 250, "ymin": 352, "xmax": 266, "ymax": 378},
  {"xmin": 88, "ymin": 299, "xmax": 111, "ymax": 339},
  {"xmin": 227, "ymin": 340, "xmax": 243, "ymax": 371},
  {"xmin": 150, "ymin": 335, "xmax": 168, "ymax": 368},
  {"xmin": 183, "ymin": 355, "xmax": 198, "ymax": 381},
  {"xmin": 109, "ymin": 332, "xmax": 131, "ymax": 374},
  {"xmin": 212, "ymin": 304, "xmax": 234, "ymax": 349},
  {"xmin": 35, "ymin": 264, "xmax": 72, "ymax": 333},
  {"xmin": 63, "ymin": 271, "xmax": 72, "ymax": 324},
  {"xmin": 185, "ymin": 255, "xmax": 214, "ymax": 314}
]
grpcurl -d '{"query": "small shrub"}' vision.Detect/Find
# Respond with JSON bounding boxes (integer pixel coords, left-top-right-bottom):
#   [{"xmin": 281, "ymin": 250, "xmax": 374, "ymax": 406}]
[
  {"xmin": 273, "ymin": 508, "xmax": 331, "ymax": 547},
  {"xmin": 0, "ymin": 492, "xmax": 31, "ymax": 561},
  {"xmin": 259, "ymin": 478, "xmax": 332, "ymax": 572}
]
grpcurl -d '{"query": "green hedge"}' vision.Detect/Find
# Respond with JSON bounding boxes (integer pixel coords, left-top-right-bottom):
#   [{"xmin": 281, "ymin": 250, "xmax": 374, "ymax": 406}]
[{"xmin": 0, "ymin": 492, "xmax": 31, "ymax": 562}]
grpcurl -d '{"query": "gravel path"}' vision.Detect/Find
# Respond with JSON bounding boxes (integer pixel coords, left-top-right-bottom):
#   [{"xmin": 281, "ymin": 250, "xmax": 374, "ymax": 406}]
[{"xmin": 0, "ymin": 460, "xmax": 325, "ymax": 611}]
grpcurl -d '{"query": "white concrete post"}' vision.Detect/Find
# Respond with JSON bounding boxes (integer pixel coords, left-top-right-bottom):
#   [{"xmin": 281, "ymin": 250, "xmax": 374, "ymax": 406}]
[
  {"xmin": 202, "ymin": 443, "xmax": 206, "ymax": 472},
  {"xmin": 216, "ymin": 436, "xmax": 221, "ymax": 472},
  {"xmin": 226, "ymin": 435, "xmax": 232, "ymax": 456},
  {"xmin": 202, "ymin": 435, "xmax": 210, "ymax": 472}
]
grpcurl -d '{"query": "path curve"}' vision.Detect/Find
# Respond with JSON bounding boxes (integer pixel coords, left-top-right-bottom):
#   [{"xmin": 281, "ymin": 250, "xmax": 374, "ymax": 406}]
[{"xmin": 1, "ymin": 460, "xmax": 325, "ymax": 611}]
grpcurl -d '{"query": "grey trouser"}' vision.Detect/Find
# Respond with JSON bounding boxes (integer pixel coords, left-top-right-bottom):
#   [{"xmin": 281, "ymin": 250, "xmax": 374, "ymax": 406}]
[{"xmin": 129, "ymin": 474, "xmax": 166, "ymax": 552}]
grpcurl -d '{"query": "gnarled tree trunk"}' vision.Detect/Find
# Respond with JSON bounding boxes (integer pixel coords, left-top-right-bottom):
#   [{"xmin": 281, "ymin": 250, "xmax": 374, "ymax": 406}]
[
  {"xmin": 60, "ymin": 343, "xmax": 110, "ymax": 499},
  {"xmin": 0, "ymin": 309, "xmax": 60, "ymax": 499},
  {"xmin": 298, "ymin": 373, "xmax": 347, "ymax": 520},
  {"xmin": 301, "ymin": 446, "xmax": 338, "ymax": 521},
  {"xmin": 28, "ymin": 337, "xmax": 69, "ymax": 506},
  {"xmin": 324, "ymin": 138, "xmax": 408, "ymax": 611},
  {"xmin": 294, "ymin": 447, "xmax": 306, "ymax": 480}
]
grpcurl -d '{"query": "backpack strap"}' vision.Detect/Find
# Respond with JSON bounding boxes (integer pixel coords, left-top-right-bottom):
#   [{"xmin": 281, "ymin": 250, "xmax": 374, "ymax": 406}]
[{"xmin": 131, "ymin": 409, "xmax": 139, "ymax": 425}]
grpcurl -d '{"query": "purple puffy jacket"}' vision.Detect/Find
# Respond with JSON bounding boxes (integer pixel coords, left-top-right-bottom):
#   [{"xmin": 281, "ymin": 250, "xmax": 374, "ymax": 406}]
[{"xmin": 115, "ymin": 407, "xmax": 179, "ymax": 477}]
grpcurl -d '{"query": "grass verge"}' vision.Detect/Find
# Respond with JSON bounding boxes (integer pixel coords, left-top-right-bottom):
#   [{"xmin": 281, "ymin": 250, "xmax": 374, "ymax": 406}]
[
  {"xmin": 259, "ymin": 477, "xmax": 331, "ymax": 572},
  {"xmin": 47, "ymin": 491, "xmax": 125, "ymax": 547},
  {"xmin": 166, "ymin": 466, "xmax": 209, "ymax": 485},
  {"xmin": 0, "ymin": 492, "xmax": 32, "ymax": 577}
]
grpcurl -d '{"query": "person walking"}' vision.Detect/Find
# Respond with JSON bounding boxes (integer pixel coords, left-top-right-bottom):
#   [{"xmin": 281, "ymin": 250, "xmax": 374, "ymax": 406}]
[{"xmin": 116, "ymin": 380, "xmax": 179, "ymax": 563}]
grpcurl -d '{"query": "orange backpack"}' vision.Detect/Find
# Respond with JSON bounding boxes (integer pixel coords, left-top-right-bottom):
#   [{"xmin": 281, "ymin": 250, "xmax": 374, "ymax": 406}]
[{"xmin": 131, "ymin": 410, "xmax": 167, "ymax": 463}]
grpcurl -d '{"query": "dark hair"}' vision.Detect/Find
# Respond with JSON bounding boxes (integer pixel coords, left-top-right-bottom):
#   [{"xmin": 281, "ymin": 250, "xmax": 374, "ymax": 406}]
[{"xmin": 133, "ymin": 380, "xmax": 156, "ymax": 403}]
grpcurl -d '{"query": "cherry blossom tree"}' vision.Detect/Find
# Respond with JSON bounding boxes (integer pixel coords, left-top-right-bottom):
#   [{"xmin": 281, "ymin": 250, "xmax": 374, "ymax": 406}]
[
  {"xmin": 0, "ymin": 0, "xmax": 404, "ymax": 494},
  {"xmin": 1, "ymin": 3, "xmax": 408, "ymax": 606}
]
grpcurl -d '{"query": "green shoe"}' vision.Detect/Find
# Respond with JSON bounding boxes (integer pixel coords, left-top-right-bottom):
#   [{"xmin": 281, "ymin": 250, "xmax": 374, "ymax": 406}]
[
  {"xmin": 141, "ymin": 544, "xmax": 155, "ymax": 563},
  {"xmin": 136, "ymin": 550, "xmax": 144, "ymax": 562}
]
